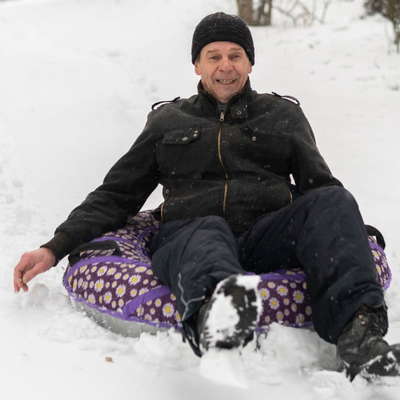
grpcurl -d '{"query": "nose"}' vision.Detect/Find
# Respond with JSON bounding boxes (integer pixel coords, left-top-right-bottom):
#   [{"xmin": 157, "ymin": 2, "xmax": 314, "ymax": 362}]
[{"xmin": 219, "ymin": 56, "xmax": 233, "ymax": 72}]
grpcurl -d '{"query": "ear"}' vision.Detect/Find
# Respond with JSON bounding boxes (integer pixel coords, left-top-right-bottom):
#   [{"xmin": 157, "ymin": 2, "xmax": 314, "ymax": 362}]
[
  {"xmin": 194, "ymin": 61, "xmax": 201, "ymax": 76},
  {"xmin": 248, "ymin": 64, "xmax": 253, "ymax": 75}
]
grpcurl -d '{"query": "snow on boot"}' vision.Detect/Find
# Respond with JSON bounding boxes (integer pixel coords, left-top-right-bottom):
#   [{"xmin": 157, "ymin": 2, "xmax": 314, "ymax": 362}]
[
  {"xmin": 337, "ymin": 306, "xmax": 400, "ymax": 380},
  {"xmin": 197, "ymin": 274, "xmax": 262, "ymax": 353}
]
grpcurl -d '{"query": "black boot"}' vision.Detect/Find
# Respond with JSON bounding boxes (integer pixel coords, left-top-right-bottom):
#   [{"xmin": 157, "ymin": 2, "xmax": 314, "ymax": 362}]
[
  {"xmin": 197, "ymin": 274, "xmax": 261, "ymax": 354},
  {"xmin": 337, "ymin": 306, "xmax": 400, "ymax": 380}
]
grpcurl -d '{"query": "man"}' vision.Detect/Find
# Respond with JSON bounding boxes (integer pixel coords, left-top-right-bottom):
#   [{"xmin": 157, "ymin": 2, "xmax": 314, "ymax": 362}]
[{"xmin": 14, "ymin": 12, "xmax": 400, "ymax": 380}]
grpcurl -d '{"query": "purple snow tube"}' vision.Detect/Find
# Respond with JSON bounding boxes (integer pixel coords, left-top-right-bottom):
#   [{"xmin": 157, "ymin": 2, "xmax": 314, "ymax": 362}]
[{"xmin": 63, "ymin": 210, "xmax": 392, "ymax": 337}]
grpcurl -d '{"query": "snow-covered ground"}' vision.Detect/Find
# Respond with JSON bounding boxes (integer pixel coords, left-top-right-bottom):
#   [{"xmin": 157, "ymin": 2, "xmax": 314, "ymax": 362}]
[{"xmin": 1, "ymin": 0, "xmax": 399, "ymax": 398}]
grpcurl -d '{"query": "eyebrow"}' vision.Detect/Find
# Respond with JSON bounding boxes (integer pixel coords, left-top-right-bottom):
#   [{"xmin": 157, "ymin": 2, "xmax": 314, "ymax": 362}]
[{"xmin": 206, "ymin": 47, "xmax": 244, "ymax": 54}]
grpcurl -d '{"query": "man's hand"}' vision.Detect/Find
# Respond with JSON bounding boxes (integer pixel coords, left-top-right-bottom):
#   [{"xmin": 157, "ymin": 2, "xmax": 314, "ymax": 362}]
[{"xmin": 13, "ymin": 248, "xmax": 56, "ymax": 292}]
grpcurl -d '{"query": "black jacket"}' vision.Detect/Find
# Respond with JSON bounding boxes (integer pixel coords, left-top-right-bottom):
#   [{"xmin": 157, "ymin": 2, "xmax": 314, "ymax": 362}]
[{"xmin": 44, "ymin": 80, "xmax": 342, "ymax": 261}]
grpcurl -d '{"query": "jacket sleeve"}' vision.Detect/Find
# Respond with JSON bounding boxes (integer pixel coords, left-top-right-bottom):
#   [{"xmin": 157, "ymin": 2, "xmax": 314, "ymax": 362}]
[
  {"xmin": 289, "ymin": 107, "xmax": 343, "ymax": 192},
  {"xmin": 42, "ymin": 117, "xmax": 160, "ymax": 263}
]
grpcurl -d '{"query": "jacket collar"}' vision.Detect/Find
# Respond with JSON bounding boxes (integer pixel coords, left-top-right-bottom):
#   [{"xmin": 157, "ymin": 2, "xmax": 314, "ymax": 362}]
[{"xmin": 197, "ymin": 79, "xmax": 251, "ymax": 120}]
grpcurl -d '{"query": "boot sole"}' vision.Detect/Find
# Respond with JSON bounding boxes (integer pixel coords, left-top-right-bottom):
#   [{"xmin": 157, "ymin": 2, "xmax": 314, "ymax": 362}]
[
  {"xmin": 361, "ymin": 344, "xmax": 400, "ymax": 378},
  {"xmin": 201, "ymin": 275, "xmax": 261, "ymax": 351},
  {"xmin": 345, "ymin": 344, "xmax": 400, "ymax": 380}
]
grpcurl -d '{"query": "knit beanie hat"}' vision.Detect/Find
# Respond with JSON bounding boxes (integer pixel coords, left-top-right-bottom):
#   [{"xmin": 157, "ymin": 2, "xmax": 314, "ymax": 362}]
[{"xmin": 191, "ymin": 12, "xmax": 255, "ymax": 65}]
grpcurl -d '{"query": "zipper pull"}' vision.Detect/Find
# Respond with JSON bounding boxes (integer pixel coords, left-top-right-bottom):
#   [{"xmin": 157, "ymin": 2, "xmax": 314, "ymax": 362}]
[{"xmin": 219, "ymin": 111, "xmax": 225, "ymax": 122}]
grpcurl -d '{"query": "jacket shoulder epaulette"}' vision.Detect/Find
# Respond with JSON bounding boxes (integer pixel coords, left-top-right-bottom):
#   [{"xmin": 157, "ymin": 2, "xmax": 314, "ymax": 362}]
[
  {"xmin": 151, "ymin": 96, "xmax": 181, "ymax": 110},
  {"xmin": 271, "ymin": 92, "xmax": 300, "ymax": 106}
]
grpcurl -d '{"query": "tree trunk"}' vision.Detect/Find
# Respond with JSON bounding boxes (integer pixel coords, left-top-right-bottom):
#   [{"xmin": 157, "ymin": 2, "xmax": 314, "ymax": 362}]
[
  {"xmin": 236, "ymin": 0, "xmax": 273, "ymax": 26},
  {"xmin": 237, "ymin": 0, "xmax": 256, "ymax": 25}
]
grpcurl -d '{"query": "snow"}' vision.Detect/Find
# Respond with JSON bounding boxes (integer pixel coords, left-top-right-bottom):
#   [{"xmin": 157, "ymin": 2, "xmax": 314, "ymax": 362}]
[
  {"xmin": 1, "ymin": 0, "xmax": 399, "ymax": 398},
  {"xmin": 200, "ymin": 348, "xmax": 250, "ymax": 389},
  {"xmin": 203, "ymin": 294, "xmax": 241, "ymax": 346},
  {"xmin": 199, "ymin": 275, "xmax": 261, "ymax": 350}
]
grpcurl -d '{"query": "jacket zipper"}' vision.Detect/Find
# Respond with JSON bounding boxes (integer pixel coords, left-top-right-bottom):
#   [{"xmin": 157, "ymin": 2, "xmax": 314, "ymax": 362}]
[
  {"xmin": 218, "ymin": 111, "xmax": 228, "ymax": 218},
  {"xmin": 288, "ymin": 188, "xmax": 293, "ymax": 204}
]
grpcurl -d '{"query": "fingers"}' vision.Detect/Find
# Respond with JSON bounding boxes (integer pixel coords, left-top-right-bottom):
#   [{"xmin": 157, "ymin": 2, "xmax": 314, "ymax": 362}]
[
  {"xmin": 21, "ymin": 262, "xmax": 46, "ymax": 285},
  {"xmin": 13, "ymin": 255, "xmax": 31, "ymax": 292},
  {"xmin": 13, "ymin": 248, "xmax": 56, "ymax": 293}
]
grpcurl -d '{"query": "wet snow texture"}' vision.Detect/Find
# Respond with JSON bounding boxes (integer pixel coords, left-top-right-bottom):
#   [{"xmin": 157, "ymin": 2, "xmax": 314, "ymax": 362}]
[
  {"xmin": 1, "ymin": 0, "xmax": 400, "ymax": 399},
  {"xmin": 201, "ymin": 275, "xmax": 261, "ymax": 349}
]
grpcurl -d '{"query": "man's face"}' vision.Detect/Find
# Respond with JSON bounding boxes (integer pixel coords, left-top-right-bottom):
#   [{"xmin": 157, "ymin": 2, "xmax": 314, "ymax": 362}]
[{"xmin": 194, "ymin": 41, "xmax": 252, "ymax": 104}]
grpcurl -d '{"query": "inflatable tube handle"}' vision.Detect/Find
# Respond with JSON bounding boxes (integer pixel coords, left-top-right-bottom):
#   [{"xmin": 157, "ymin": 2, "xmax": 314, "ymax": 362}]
[
  {"xmin": 68, "ymin": 240, "xmax": 122, "ymax": 266},
  {"xmin": 365, "ymin": 225, "xmax": 386, "ymax": 250}
]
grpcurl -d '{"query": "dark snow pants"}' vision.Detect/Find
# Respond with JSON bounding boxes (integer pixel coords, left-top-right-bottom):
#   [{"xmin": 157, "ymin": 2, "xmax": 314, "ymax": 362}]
[{"xmin": 149, "ymin": 186, "xmax": 387, "ymax": 354}]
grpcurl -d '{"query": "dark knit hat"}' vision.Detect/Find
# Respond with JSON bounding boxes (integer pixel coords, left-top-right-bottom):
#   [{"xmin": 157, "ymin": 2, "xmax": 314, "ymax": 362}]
[{"xmin": 191, "ymin": 12, "xmax": 255, "ymax": 65}]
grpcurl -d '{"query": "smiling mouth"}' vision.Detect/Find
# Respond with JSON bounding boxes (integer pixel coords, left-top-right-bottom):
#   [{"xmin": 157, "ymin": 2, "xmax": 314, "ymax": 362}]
[{"xmin": 217, "ymin": 79, "xmax": 236, "ymax": 85}]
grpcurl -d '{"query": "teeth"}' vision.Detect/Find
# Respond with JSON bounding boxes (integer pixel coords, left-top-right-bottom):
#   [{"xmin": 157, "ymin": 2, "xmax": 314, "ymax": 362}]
[{"xmin": 218, "ymin": 79, "xmax": 235, "ymax": 84}]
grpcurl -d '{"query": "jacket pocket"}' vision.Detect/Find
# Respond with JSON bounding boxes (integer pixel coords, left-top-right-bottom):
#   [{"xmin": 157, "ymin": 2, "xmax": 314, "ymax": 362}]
[{"xmin": 157, "ymin": 129, "xmax": 204, "ymax": 179}]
